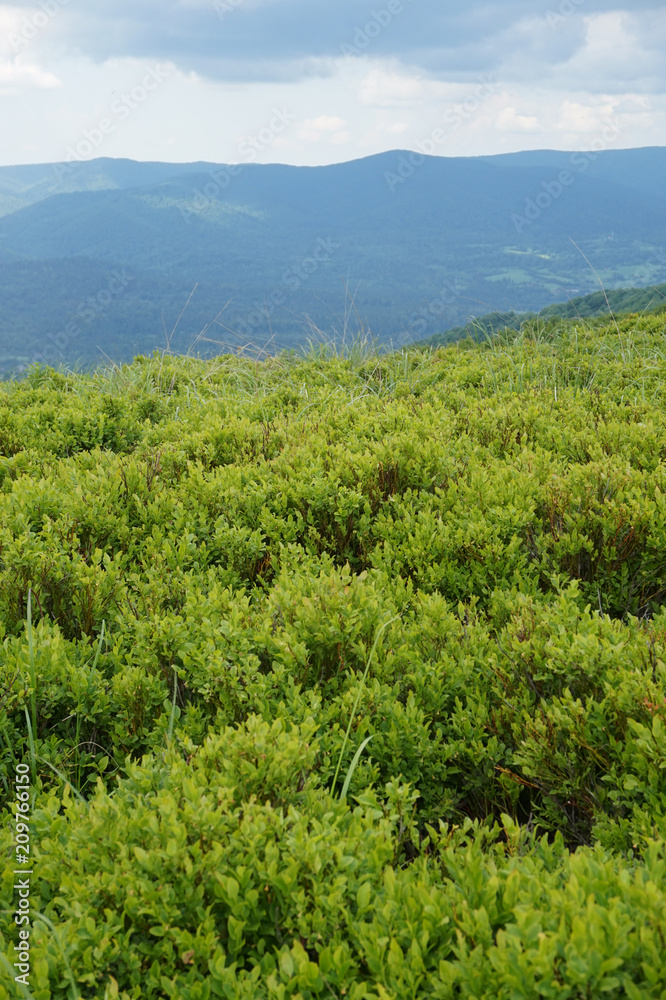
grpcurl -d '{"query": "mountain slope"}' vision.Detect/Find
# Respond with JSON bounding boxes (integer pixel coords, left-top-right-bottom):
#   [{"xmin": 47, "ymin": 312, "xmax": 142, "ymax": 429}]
[
  {"xmin": 417, "ymin": 281, "xmax": 666, "ymax": 348},
  {"xmin": 0, "ymin": 148, "xmax": 665, "ymax": 373}
]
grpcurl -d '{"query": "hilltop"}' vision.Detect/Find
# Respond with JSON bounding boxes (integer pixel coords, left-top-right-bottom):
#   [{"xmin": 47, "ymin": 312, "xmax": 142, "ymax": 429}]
[{"xmin": 1, "ymin": 312, "xmax": 666, "ymax": 996}]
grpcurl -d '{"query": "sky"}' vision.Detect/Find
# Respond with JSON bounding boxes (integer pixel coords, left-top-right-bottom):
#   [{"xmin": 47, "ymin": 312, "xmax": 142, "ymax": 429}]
[{"xmin": 0, "ymin": 0, "xmax": 664, "ymax": 167}]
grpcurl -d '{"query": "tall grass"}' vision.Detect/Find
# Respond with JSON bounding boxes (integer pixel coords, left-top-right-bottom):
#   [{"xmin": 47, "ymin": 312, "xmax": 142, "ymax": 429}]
[
  {"xmin": 331, "ymin": 615, "xmax": 399, "ymax": 799},
  {"xmin": 25, "ymin": 590, "xmax": 37, "ymax": 784},
  {"xmin": 10, "ymin": 309, "xmax": 666, "ymax": 419}
]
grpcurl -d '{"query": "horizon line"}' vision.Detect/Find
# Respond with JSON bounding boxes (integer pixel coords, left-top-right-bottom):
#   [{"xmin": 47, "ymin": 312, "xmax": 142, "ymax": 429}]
[{"xmin": 2, "ymin": 142, "xmax": 666, "ymax": 172}]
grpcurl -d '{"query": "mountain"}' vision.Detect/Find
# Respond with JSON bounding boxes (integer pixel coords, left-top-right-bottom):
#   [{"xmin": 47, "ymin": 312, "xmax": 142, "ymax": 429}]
[{"xmin": 0, "ymin": 147, "xmax": 665, "ymax": 373}]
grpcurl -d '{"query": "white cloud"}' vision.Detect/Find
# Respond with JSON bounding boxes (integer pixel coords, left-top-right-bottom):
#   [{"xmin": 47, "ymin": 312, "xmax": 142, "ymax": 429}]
[
  {"xmin": 545, "ymin": 10, "xmax": 666, "ymax": 92},
  {"xmin": 302, "ymin": 114, "xmax": 347, "ymax": 131},
  {"xmin": 555, "ymin": 97, "xmax": 621, "ymax": 133},
  {"xmin": 356, "ymin": 68, "xmax": 425, "ymax": 108},
  {"xmin": 297, "ymin": 128, "xmax": 323, "ymax": 142},
  {"xmin": 0, "ymin": 58, "xmax": 61, "ymax": 89},
  {"xmin": 298, "ymin": 116, "xmax": 350, "ymax": 144},
  {"xmin": 496, "ymin": 107, "xmax": 543, "ymax": 132},
  {"xmin": 0, "ymin": 7, "xmax": 62, "ymax": 89}
]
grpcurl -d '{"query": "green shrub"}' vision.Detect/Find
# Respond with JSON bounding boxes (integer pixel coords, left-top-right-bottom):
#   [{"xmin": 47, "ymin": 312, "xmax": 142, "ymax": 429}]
[{"xmin": 2, "ymin": 321, "xmax": 666, "ymax": 996}]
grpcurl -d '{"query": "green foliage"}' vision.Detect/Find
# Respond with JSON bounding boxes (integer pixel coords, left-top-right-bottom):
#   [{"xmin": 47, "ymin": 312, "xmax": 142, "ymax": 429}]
[{"xmin": 1, "ymin": 319, "xmax": 666, "ymax": 996}]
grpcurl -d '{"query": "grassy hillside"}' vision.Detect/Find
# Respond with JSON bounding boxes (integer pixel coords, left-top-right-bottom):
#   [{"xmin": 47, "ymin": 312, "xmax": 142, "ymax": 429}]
[
  {"xmin": 419, "ymin": 280, "xmax": 666, "ymax": 348},
  {"xmin": 1, "ymin": 313, "xmax": 666, "ymax": 998}
]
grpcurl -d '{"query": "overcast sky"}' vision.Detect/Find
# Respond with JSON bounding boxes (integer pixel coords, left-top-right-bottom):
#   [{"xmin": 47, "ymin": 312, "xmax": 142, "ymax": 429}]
[{"xmin": 1, "ymin": 0, "xmax": 664, "ymax": 167}]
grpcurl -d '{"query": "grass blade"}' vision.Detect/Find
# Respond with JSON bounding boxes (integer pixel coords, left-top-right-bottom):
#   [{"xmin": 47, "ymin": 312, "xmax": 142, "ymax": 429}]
[
  {"xmin": 27, "ymin": 589, "xmax": 37, "ymax": 746},
  {"xmin": 36, "ymin": 754, "xmax": 86, "ymax": 804},
  {"xmin": 90, "ymin": 619, "xmax": 106, "ymax": 672},
  {"xmin": 340, "ymin": 734, "xmax": 375, "ymax": 801},
  {"xmin": 331, "ymin": 614, "xmax": 399, "ymax": 797},
  {"xmin": 24, "ymin": 707, "xmax": 36, "ymax": 786},
  {"xmin": 167, "ymin": 667, "xmax": 179, "ymax": 746}
]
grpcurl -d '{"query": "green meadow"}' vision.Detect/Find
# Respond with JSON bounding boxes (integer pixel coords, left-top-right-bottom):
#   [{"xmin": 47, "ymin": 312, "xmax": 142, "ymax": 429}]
[{"xmin": 1, "ymin": 313, "xmax": 666, "ymax": 998}]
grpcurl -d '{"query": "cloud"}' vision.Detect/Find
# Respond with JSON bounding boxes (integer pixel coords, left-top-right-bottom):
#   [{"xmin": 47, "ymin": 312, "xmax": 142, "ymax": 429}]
[
  {"xmin": 298, "ymin": 115, "xmax": 349, "ymax": 143},
  {"xmin": 0, "ymin": 60, "xmax": 61, "ymax": 89},
  {"xmin": 2, "ymin": 0, "xmax": 664, "ymax": 92},
  {"xmin": 303, "ymin": 114, "xmax": 347, "ymax": 131},
  {"xmin": 555, "ymin": 97, "xmax": 621, "ymax": 133},
  {"xmin": 356, "ymin": 68, "xmax": 425, "ymax": 108},
  {"xmin": 554, "ymin": 10, "xmax": 666, "ymax": 92},
  {"xmin": 496, "ymin": 107, "xmax": 543, "ymax": 132},
  {"xmin": 1, "ymin": 0, "xmax": 664, "ymax": 168},
  {"xmin": 0, "ymin": 7, "xmax": 62, "ymax": 89}
]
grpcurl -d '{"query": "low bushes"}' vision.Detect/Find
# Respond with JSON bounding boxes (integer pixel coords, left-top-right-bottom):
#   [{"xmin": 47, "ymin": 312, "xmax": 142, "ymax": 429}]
[{"xmin": 1, "ymin": 321, "xmax": 666, "ymax": 997}]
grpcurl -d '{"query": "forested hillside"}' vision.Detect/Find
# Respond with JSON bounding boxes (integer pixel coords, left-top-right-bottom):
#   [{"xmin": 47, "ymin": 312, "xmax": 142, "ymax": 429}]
[
  {"xmin": 420, "ymin": 280, "xmax": 666, "ymax": 347},
  {"xmin": 1, "ymin": 314, "xmax": 666, "ymax": 998},
  {"xmin": 1, "ymin": 148, "xmax": 665, "ymax": 372}
]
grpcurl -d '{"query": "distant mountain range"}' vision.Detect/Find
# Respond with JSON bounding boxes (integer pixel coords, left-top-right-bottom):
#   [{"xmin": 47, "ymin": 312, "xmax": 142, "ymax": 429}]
[{"xmin": 0, "ymin": 147, "xmax": 665, "ymax": 373}]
